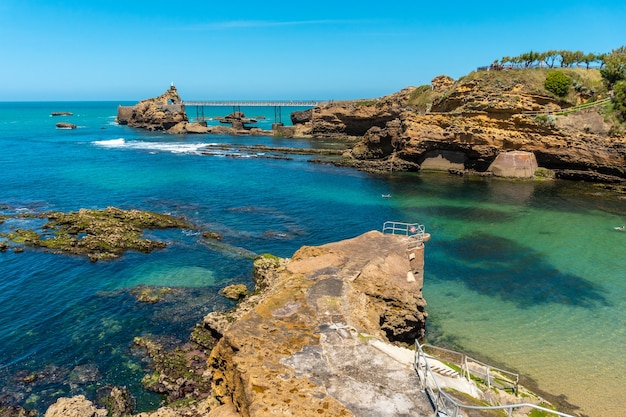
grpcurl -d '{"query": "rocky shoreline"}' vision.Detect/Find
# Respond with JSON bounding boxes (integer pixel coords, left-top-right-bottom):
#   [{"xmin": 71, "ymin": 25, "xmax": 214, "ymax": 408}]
[
  {"xmin": 117, "ymin": 69, "xmax": 626, "ymax": 186},
  {"xmin": 35, "ymin": 230, "xmax": 431, "ymax": 417},
  {"xmin": 287, "ymin": 72, "xmax": 626, "ymax": 184}
]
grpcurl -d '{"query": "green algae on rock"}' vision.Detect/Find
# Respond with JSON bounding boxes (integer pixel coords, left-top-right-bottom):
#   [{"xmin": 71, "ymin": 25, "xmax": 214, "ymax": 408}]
[
  {"xmin": 0, "ymin": 206, "xmax": 194, "ymax": 261},
  {"xmin": 131, "ymin": 285, "xmax": 176, "ymax": 304},
  {"xmin": 133, "ymin": 335, "xmax": 213, "ymax": 404},
  {"xmin": 219, "ymin": 284, "xmax": 248, "ymax": 301}
]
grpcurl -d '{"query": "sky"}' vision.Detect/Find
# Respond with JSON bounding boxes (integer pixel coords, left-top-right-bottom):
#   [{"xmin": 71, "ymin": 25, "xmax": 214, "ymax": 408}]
[{"xmin": 1, "ymin": 0, "xmax": 625, "ymax": 101}]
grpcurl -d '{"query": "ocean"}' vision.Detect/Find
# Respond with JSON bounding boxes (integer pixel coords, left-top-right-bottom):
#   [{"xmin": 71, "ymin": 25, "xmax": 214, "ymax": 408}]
[{"xmin": 0, "ymin": 101, "xmax": 624, "ymax": 417}]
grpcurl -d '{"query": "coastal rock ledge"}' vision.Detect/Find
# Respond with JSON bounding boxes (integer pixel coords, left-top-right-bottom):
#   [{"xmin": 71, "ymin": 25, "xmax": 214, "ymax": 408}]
[{"xmin": 202, "ymin": 230, "xmax": 429, "ymax": 416}]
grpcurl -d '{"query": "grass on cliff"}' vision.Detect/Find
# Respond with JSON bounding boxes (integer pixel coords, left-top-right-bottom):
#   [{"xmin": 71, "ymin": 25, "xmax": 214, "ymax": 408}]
[
  {"xmin": 407, "ymin": 85, "xmax": 437, "ymax": 112},
  {"xmin": 459, "ymin": 67, "xmax": 607, "ymax": 103},
  {"xmin": 407, "ymin": 68, "xmax": 608, "ymax": 111}
]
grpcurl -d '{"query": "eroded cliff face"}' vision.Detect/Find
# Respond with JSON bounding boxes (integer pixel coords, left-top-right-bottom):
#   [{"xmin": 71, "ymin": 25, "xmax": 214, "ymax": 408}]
[
  {"xmin": 291, "ymin": 88, "xmax": 415, "ymax": 138},
  {"xmin": 397, "ymin": 110, "xmax": 626, "ymax": 180},
  {"xmin": 203, "ymin": 231, "xmax": 428, "ymax": 417},
  {"xmin": 292, "ymin": 72, "xmax": 626, "ymax": 182}
]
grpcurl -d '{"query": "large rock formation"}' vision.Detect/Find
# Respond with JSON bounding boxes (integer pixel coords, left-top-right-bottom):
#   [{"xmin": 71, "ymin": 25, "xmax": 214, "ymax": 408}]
[
  {"xmin": 117, "ymin": 85, "xmax": 197, "ymax": 131},
  {"xmin": 292, "ymin": 70, "xmax": 626, "ymax": 182},
  {"xmin": 202, "ymin": 230, "xmax": 429, "ymax": 416}
]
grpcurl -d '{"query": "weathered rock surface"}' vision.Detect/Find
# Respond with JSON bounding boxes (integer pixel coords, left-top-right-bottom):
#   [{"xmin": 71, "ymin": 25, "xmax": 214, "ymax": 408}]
[
  {"xmin": 0, "ymin": 405, "xmax": 37, "ymax": 417},
  {"xmin": 488, "ymin": 150, "xmax": 538, "ymax": 178},
  {"xmin": 44, "ymin": 395, "xmax": 107, "ymax": 417},
  {"xmin": 291, "ymin": 89, "xmax": 414, "ymax": 139},
  {"xmin": 220, "ymin": 284, "xmax": 249, "ymax": 301},
  {"xmin": 203, "ymin": 230, "xmax": 429, "ymax": 416}
]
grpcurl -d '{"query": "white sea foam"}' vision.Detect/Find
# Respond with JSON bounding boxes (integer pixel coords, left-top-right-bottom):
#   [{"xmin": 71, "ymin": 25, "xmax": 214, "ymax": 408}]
[
  {"xmin": 94, "ymin": 138, "xmax": 126, "ymax": 147},
  {"xmin": 92, "ymin": 138, "xmax": 213, "ymax": 155}
]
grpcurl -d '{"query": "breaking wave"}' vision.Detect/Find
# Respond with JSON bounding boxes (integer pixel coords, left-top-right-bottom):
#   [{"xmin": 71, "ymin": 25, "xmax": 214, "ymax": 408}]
[{"xmin": 92, "ymin": 138, "xmax": 213, "ymax": 155}]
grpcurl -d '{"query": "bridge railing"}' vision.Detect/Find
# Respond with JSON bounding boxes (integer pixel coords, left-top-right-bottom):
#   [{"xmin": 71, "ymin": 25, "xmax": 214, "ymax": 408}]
[
  {"xmin": 414, "ymin": 340, "xmax": 575, "ymax": 417},
  {"xmin": 182, "ymin": 100, "xmax": 318, "ymax": 107}
]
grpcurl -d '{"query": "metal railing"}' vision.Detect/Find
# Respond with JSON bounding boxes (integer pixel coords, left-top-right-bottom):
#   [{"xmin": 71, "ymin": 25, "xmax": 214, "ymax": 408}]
[
  {"xmin": 521, "ymin": 97, "xmax": 611, "ymax": 116},
  {"xmin": 414, "ymin": 341, "xmax": 575, "ymax": 417},
  {"xmin": 382, "ymin": 221, "xmax": 426, "ymax": 249},
  {"xmin": 382, "ymin": 221, "xmax": 425, "ymax": 237},
  {"xmin": 420, "ymin": 344, "xmax": 518, "ymax": 393}
]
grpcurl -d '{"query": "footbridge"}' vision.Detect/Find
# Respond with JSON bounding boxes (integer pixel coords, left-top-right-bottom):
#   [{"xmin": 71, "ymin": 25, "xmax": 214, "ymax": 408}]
[{"xmin": 182, "ymin": 100, "xmax": 319, "ymax": 125}]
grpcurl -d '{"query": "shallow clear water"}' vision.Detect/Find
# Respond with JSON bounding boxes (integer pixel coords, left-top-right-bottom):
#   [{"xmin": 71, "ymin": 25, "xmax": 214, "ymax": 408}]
[{"xmin": 0, "ymin": 102, "xmax": 624, "ymax": 416}]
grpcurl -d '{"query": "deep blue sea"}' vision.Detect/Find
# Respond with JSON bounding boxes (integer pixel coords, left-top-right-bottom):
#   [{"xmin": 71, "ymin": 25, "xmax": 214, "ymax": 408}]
[{"xmin": 0, "ymin": 102, "xmax": 624, "ymax": 417}]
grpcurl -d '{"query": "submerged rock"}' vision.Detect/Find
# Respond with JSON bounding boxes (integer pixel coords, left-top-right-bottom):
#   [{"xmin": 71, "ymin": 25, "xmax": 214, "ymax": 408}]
[
  {"xmin": 95, "ymin": 386, "xmax": 134, "ymax": 417},
  {"xmin": 0, "ymin": 404, "xmax": 37, "ymax": 417},
  {"xmin": 131, "ymin": 286, "xmax": 175, "ymax": 304},
  {"xmin": 0, "ymin": 206, "xmax": 194, "ymax": 261},
  {"xmin": 133, "ymin": 336, "xmax": 213, "ymax": 403}
]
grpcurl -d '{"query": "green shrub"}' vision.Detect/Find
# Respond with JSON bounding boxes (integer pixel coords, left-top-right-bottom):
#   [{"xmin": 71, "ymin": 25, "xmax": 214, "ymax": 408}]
[
  {"xmin": 613, "ymin": 80, "xmax": 626, "ymax": 121},
  {"xmin": 545, "ymin": 71, "xmax": 572, "ymax": 97}
]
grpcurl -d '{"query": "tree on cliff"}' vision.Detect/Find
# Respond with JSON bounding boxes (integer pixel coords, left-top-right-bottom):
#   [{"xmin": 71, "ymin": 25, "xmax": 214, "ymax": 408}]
[
  {"xmin": 497, "ymin": 49, "xmax": 605, "ymax": 69},
  {"xmin": 600, "ymin": 46, "xmax": 626, "ymax": 88},
  {"xmin": 613, "ymin": 81, "xmax": 626, "ymax": 121},
  {"xmin": 600, "ymin": 46, "xmax": 626, "ymax": 123}
]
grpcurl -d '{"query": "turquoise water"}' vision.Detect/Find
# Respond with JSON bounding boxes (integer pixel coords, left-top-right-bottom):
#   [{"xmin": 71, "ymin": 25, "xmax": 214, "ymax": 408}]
[{"xmin": 0, "ymin": 102, "xmax": 624, "ymax": 416}]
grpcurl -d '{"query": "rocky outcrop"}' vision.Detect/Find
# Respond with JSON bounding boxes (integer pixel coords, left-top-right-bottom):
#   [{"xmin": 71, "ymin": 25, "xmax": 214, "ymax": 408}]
[
  {"xmin": 44, "ymin": 396, "xmax": 107, "ymax": 417},
  {"xmin": 488, "ymin": 151, "xmax": 538, "ymax": 178},
  {"xmin": 117, "ymin": 85, "xmax": 191, "ymax": 131},
  {"xmin": 203, "ymin": 230, "xmax": 428, "ymax": 416},
  {"xmin": 0, "ymin": 405, "xmax": 37, "ymax": 417},
  {"xmin": 293, "ymin": 71, "xmax": 626, "ymax": 182}
]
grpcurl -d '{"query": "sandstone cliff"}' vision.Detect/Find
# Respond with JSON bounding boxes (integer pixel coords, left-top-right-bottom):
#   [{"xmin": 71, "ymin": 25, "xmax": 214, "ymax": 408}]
[{"xmin": 292, "ymin": 70, "xmax": 626, "ymax": 182}]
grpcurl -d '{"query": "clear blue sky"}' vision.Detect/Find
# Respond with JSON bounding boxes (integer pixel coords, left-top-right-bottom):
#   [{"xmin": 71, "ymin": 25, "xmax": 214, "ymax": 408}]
[{"xmin": 1, "ymin": 0, "xmax": 625, "ymax": 101}]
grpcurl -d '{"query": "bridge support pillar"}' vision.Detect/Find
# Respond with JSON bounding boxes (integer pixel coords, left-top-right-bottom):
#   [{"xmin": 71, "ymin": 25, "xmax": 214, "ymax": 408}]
[{"xmin": 274, "ymin": 106, "xmax": 282, "ymax": 124}]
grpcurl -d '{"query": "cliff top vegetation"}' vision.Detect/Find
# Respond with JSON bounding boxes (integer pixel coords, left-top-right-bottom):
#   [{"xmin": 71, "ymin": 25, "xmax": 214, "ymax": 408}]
[{"xmin": 406, "ymin": 46, "xmax": 626, "ymax": 131}]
